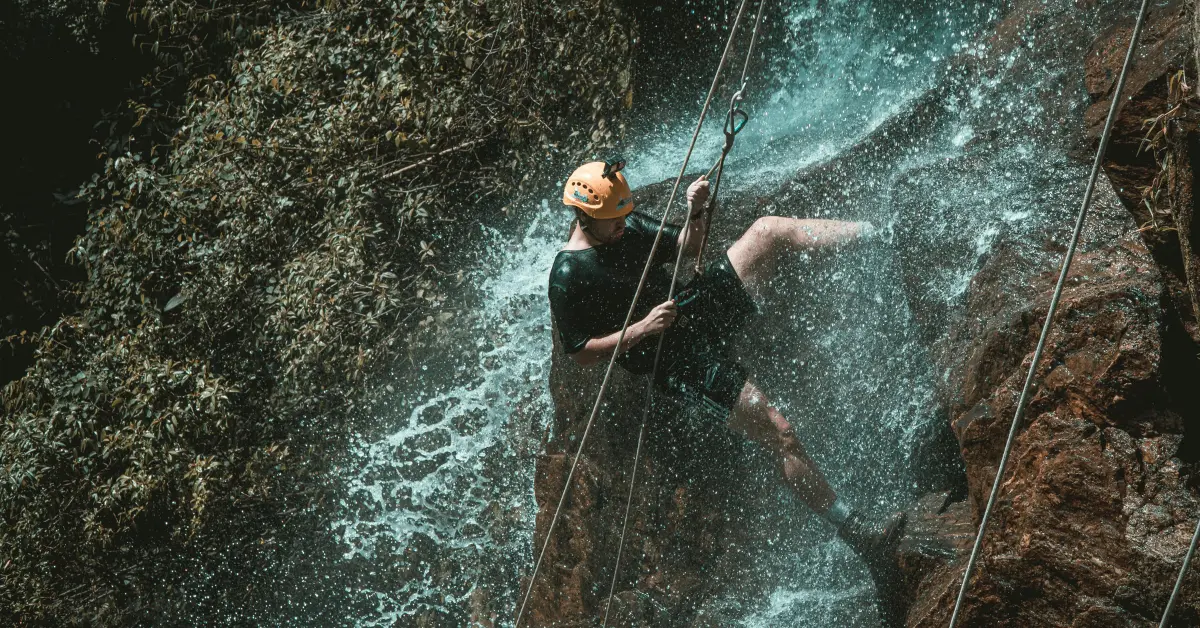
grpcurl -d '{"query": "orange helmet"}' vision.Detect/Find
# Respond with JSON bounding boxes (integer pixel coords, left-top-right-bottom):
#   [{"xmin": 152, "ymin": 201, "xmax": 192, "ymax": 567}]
[{"xmin": 562, "ymin": 160, "xmax": 634, "ymax": 219}]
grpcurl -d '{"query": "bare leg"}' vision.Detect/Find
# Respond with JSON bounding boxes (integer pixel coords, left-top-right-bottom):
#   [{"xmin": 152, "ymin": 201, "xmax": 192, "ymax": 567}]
[
  {"xmin": 728, "ymin": 380, "xmax": 836, "ymax": 513},
  {"xmin": 728, "ymin": 379, "xmax": 907, "ymax": 581},
  {"xmin": 726, "ymin": 216, "xmax": 866, "ymax": 293}
]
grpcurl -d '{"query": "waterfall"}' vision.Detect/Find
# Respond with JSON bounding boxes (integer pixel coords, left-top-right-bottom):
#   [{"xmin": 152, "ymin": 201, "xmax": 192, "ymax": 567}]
[{"xmin": 334, "ymin": 0, "xmax": 1114, "ymax": 624}]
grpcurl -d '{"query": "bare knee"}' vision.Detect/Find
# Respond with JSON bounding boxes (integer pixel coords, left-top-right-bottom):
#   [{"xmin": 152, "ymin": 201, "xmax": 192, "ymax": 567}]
[
  {"xmin": 732, "ymin": 383, "xmax": 794, "ymax": 449},
  {"xmin": 762, "ymin": 405, "xmax": 803, "ymax": 454},
  {"xmin": 749, "ymin": 216, "xmax": 784, "ymax": 243},
  {"xmin": 734, "ymin": 381, "xmax": 768, "ymax": 416}
]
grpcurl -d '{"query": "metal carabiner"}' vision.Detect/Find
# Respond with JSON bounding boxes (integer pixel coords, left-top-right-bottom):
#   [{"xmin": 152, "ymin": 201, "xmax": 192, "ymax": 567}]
[
  {"xmin": 721, "ymin": 84, "xmax": 749, "ymax": 152},
  {"xmin": 727, "ymin": 108, "xmax": 749, "ymax": 137}
]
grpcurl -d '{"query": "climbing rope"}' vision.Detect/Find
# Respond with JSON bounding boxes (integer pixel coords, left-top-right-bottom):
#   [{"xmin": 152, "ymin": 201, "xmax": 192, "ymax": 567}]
[
  {"xmin": 601, "ymin": 2, "xmax": 767, "ymax": 624},
  {"xmin": 694, "ymin": 0, "xmax": 763, "ymax": 272},
  {"xmin": 692, "ymin": 87, "xmax": 751, "ymax": 272},
  {"xmin": 513, "ymin": 1, "xmax": 757, "ymax": 624},
  {"xmin": 947, "ymin": 1, "xmax": 1150, "ymax": 625},
  {"xmin": 1159, "ymin": 516, "xmax": 1200, "ymax": 627}
]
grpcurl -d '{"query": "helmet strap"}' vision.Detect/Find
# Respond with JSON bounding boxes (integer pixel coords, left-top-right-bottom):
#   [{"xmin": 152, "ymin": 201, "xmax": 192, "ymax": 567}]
[{"xmin": 574, "ymin": 208, "xmax": 595, "ymax": 235}]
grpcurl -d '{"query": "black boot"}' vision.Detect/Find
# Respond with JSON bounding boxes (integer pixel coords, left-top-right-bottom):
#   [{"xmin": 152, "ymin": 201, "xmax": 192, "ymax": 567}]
[
  {"xmin": 836, "ymin": 509, "xmax": 908, "ymax": 627},
  {"xmin": 836, "ymin": 509, "xmax": 906, "ymax": 567}
]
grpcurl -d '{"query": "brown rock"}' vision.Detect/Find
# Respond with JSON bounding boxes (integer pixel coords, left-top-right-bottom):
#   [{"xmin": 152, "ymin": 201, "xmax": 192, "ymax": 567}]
[
  {"xmin": 522, "ymin": 328, "xmax": 782, "ymax": 626},
  {"xmin": 899, "ymin": 494, "xmax": 974, "ymax": 626},
  {"xmin": 897, "ymin": 5, "xmax": 1200, "ymax": 623},
  {"xmin": 1088, "ymin": 0, "xmax": 1200, "ymax": 343},
  {"xmin": 903, "ymin": 224, "xmax": 1200, "ymax": 625}
]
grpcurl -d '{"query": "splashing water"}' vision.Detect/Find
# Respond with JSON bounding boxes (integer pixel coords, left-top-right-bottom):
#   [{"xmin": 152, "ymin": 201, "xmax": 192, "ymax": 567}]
[
  {"xmin": 334, "ymin": 0, "xmax": 1117, "ymax": 624},
  {"xmin": 334, "ymin": 202, "xmax": 571, "ymax": 625}
]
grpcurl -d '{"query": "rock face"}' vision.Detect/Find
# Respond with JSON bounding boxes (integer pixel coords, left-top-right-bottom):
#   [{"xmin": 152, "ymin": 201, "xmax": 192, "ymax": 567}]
[
  {"xmin": 524, "ymin": 2, "xmax": 1200, "ymax": 626},
  {"xmin": 908, "ymin": 232, "xmax": 1200, "ymax": 626},
  {"xmin": 1087, "ymin": 0, "xmax": 1200, "ymax": 344},
  {"xmin": 898, "ymin": 3, "xmax": 1200, "ymax": 627}
]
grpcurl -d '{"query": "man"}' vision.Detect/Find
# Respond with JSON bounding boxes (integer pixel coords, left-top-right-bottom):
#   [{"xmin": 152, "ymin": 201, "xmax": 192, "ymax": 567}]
[{"xmin": 547, "ymin": 160, "xmax": 904, "ymax": 572}]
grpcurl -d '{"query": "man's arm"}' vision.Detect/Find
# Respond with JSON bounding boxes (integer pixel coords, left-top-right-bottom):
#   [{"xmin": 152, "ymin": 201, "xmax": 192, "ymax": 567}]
[{"xmin": 569, "ymin": 300, "xmax": 677, "ymax": 366}]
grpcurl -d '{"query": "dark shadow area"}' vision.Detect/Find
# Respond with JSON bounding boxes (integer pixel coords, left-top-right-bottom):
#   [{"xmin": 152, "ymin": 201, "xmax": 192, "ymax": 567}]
[
  {"xmin": 1167, "ymin": 131, "xmax": 1200, "ymax": 465},
  {"xmin": 0, "ymin": 3, "xmax": 152, "ymax": 386},
  {"xmin": 623, "ymin": 0, "xmax": 789, "ymax": 141}
]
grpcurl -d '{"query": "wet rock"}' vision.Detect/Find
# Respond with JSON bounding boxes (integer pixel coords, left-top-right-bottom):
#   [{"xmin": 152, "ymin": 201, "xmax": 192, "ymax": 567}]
[
  {"xmin": 1088, "ymin": 0, "xmax": 1200, "ymax": 343},
  {"xmin": 399, "ymin": 451, "xmax": 452, "ymax": 482},
  {"xmin": 406, "ymin": 427, "xmax": 453, "ymax": 453},
  {"xmin": 896, "ymin": 493, "xmax": 974, "ymax": 592},
  {"xmin": 418, "ymin": 404, "xmax": 447, "ymax": 426},
  {"xmin": 901, "ymin": 220, "xmax": 1200, "ymax": 625},
  {"xmin": 521, "ymin": 323, "xmax": 784, "ymax": 626},
  {"xmin": 895, "ymin": 493, "xmax": 974, "ymax": 626},
  {"xmin": 451, "ymin": 407, "xmax": 489, "ymax": 436},
  {"xmin": 902, "ymin": 185, "xmax": 1200, "ymax": 625},
  {"xmin": 890, "ymin": 6, "xmax": 1200, "ymax": 624}
]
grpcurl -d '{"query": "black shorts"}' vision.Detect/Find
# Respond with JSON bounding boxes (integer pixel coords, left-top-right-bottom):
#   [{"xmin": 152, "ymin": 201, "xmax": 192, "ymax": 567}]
[{"xmin": 656, "ymin": 252, "xmax": 756, "ymax": 412}]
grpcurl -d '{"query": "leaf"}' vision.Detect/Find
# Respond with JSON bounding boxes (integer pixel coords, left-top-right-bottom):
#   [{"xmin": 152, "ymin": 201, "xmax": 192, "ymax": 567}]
[{"xmin": 164, "ymin": 293, "xmax": 186, "ymax": 312}]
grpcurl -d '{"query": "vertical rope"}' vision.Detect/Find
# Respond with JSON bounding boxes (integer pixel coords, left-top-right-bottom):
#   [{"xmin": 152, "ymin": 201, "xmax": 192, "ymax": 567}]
[
  {"xmin": 736, "ymin": 0, "xmax": 768, "ymax": 88},
  {"xmin": 1158, "ymin": 516, "xmax": 1200, "ymax": 627},
  {"xmin": 513, "ymin": 1, "xmax": 753, "ymax": 624},
  {"xmin": 947, "ymin": 1, "xmax": 1150, "ymax": 625},
  {"xmin": 600, "ymin": 419, "xmax": 645, "ymax": 626},
  {"xmin": 600, "ymin": 2, "xmax": 769, "ymax": 623},
  {"xmin": 694, "ymin": 0, "xmax": 766, "ymax": 271}
]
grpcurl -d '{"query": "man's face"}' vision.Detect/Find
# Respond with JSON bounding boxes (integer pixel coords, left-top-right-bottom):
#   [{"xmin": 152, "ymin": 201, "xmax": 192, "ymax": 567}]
[{"xmin": 589, "ymin": 215, "xmax": 626, "ymax": 243}]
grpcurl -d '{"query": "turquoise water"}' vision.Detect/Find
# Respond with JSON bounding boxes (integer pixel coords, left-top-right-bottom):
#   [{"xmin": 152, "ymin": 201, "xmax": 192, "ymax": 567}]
[{"xmin": 334, "ymin": 0, "xmax": 1116, "ymax": 624}]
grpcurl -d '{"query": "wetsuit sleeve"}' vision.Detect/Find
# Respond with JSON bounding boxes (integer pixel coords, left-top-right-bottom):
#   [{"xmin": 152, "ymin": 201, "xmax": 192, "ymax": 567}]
[
  {"xmin": 548, "ymin": 257, "xmax": 591, "ymax": 354},
  {"xmin": 626, "ymin": 211, "xmax": 682, "ymax": 266}
]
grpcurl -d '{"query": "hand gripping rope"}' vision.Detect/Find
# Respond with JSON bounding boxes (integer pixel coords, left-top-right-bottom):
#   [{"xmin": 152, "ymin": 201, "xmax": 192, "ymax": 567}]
[
  {"xmin": 513, "ymin": 1, "xmax": 765, "ymax": 625},
  {"xmin": 602, "ymin": 1, "xmax": 767, "ymax": 626},
  {"xmin": 947, "ymin": 1, "xmax": 1150, "ymax": 625}
]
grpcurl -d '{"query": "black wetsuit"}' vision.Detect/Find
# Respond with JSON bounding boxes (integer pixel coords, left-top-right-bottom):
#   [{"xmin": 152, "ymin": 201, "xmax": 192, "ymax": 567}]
[{"xmin": 548, "ymin": 211, "xmax": 756, "ymax": 411}]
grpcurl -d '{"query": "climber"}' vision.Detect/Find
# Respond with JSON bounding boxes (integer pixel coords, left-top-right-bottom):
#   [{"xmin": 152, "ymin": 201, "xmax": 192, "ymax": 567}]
[{"xmin": 547, "ymin": 160, "xmax": 906, "ymax": 571}]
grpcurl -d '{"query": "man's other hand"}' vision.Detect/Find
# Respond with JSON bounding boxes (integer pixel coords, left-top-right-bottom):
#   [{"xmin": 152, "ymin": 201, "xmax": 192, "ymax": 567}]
[{"xmin": 638, "ymin": 300, "xmax": 678, "ymax": 335}]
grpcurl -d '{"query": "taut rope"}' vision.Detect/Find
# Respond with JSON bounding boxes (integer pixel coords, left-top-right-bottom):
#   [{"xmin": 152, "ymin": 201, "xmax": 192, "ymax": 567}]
[
  {"xmin": 602, "ymin": 2, "xmax": 768, "ymax": 623},
  {"xmin": 947, "ymin": 0, "xmax": 1150, "ymax": 624},
  {"xmin": 1159, "ymin": 516, "xmax": 1200, "ymax": 626},
  {"xmin": 514, "ymin": 0, "xmax": 757, "ymax": 624}
]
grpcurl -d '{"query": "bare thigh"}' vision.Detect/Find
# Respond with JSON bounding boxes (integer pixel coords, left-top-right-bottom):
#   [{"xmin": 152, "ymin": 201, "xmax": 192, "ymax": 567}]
[
  {"xmin": 726, "ymin": 216, "xmax": 784, "ymax": 294},
  {"xmin": 726, "ymin": 216, "xmax": 863, "ymax": 293}
]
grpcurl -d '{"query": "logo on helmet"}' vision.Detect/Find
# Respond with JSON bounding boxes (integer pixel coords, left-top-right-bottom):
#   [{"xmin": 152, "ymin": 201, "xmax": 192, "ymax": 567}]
[{"xmin": 572, "ymin": 189, "xmax": 590, "ymax": 203}]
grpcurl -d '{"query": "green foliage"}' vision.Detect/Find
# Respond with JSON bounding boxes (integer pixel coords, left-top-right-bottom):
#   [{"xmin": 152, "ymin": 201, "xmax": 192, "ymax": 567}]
[{"xmin": 1, "ymin": 0, "xmax": 632, "ymax": 622}]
